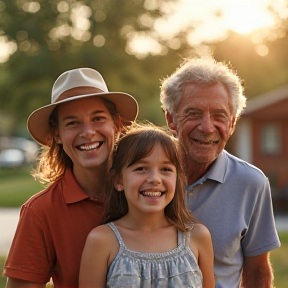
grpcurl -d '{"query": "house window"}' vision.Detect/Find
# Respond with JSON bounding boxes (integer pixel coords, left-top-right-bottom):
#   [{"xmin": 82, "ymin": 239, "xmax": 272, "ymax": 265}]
[{"xmin": 261, "ymin": 124, "xmax": 281, "ymax": 154}]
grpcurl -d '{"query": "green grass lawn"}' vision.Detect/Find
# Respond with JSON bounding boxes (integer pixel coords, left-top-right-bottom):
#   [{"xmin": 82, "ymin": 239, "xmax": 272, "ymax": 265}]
[
  {"xmin": 0, "ymin": 168, "xmax": 287, "ymax": 287},
  {"xmin": 0, "ymin": 167, "xmax": 45, "ymax": 206},
  {"xmin": 271, "ymin": 232, "xmax": 288, "ymax": 288}
]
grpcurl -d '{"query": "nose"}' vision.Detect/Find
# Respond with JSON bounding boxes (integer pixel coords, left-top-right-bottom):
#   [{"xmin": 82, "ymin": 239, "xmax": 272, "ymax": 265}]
[
  {"xmin": 147, "ymin": 170, "xmax": 161, "ymax": 185},
  {"xmin": 79, "ymin": 122, "xmax": 96, "ymax": 139},
  {"xmin": 198, "ymin": 113, "xmax": 215, "ymax": 133}
]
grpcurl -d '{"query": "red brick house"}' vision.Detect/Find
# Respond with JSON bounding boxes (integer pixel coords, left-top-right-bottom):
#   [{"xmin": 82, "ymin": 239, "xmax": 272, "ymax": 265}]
[{"xmin": 227, "ymin": 85, "xmax": 288, "ymax": 212}]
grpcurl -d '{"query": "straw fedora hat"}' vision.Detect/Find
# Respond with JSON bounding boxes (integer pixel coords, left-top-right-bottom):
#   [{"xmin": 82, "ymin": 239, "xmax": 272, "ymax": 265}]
[{"xmin": 27, "ymin": 68, "xmax": 139, "ymax": 146}]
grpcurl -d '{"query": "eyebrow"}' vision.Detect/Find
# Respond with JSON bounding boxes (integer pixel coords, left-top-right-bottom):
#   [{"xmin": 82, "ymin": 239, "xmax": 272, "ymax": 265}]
[
  {"xmin": 61, "ymin": 109, "xmax": 107, "ymax": 122},
  {"xmin": 183, "ymin": 107, "xmax": 229, "ymax": 114}
]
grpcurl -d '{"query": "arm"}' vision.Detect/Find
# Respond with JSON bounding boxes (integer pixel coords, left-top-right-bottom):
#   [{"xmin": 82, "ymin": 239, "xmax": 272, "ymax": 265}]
[
  {"xmin": 241, "ymin": 253, "xmax": 273, "ymax": 288},
  {"xmin": 240, "ymin": 177, "xmax": 279, "ymax": 288},
  {"xmin": 190, "ymin": 224, "xmax": 215, "ymax": 288},
  {"xmin": 5, "ymin": 278, "xmax": 46, "ymax": 288},
  {"xmin": 79, "ymin": 226, "xmax": 116, "ymax": 288}
]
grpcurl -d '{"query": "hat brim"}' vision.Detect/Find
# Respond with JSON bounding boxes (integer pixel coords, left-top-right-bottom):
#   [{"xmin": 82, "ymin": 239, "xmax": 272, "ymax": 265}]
[{"xmin": 27, "ymin": 92, "xmax": 138, "ymax": 146}]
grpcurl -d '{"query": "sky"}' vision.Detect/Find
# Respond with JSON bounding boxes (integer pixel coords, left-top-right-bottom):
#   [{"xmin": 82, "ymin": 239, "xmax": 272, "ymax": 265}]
[{"xmin": 0, "ymin": 0, "xmax": 287, "ymax": 62}]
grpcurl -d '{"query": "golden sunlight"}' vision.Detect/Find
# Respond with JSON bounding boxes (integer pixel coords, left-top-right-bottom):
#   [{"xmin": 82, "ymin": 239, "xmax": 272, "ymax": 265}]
[
  {"xmin": 0, "ymin": 36, "xmax": 17, "ymax": 63},
  {"xmin": 128, "ymin": 0, "xmax": 281, "ymax": 58},
  {"xmin": 223, "ymin": 0, "xmax": 275, "ymax": 34}
]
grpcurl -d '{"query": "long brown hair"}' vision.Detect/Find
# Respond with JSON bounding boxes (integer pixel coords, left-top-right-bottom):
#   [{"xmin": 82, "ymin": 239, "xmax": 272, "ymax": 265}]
[
  {"xmin": 31, "ymin": 97, "xmax": 124, "ymax": 184},
  {"xmin": 104, "ymin": 122, "xmax": 197, "ymax": 232}
]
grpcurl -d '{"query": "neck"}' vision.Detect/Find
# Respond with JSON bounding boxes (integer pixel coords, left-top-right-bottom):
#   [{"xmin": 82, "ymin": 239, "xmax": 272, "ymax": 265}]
[
  {"xmin": 119, "ymin": 211, "xmax": 171, "ymax": 232},
  {"xmin": 73, "ymin": 164, "xmax": 108, "ymax": 198},
  {"xmin": 181, "ymin": 153, "xmax": 213, "ymax": 186},
  {"xmin": 186, "ymin": 163, "xmax": 210, "ymax": 185}
]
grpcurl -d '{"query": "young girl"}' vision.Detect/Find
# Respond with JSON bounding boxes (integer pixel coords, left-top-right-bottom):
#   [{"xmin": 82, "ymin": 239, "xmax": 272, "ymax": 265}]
[{"xmin": 79, "ymin": 123, "xmax": 215, "ymax": 288}]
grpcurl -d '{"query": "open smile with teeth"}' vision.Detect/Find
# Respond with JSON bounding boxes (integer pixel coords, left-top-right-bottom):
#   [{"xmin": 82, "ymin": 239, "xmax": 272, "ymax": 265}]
[
  {"xmin": 140, "ymin": 191, "xmax": 165, "ymax": 197},
  {"xmin": 194, "ymin": 139, "xmax": 219, "ymax": 145},
  {"xmin": 77, "ymin": 141, "xmax": 103, "ymax": 151}
]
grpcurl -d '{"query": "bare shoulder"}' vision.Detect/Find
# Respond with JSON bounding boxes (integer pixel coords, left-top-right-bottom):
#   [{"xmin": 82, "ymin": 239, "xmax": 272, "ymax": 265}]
[
  {"xmin": 189, "ymin": 223, "xmax": 213, "ymax": 261},
  {"xmin": 85, "ymin": 224, "xmax": 117, "ymax": 246},
  {"xmin": 190, "ymin": 223, "xmax": 211, "ymax": 241},
  {"xmin": 83, "ymin": 224, "xmax": 120, "ymax": 266},
  {"xmin": 80, "ymin": 224, "xmax": 119, "ymax": 286}
]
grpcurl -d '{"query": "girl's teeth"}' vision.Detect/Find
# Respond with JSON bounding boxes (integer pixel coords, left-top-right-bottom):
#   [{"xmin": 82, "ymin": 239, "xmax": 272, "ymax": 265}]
[{"xmin": 142, "ymin": 191, "xmax": 162, "ymax": 197}]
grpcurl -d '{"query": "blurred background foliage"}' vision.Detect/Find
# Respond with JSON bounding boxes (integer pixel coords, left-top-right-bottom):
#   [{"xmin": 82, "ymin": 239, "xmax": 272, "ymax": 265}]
[
  {"xmin": 1, "ymin": 0, "xmax": 288, "ymax": 137},
  {"xmin": 1, "ymin": 2, "xmax": 288, "ymax": 286}
]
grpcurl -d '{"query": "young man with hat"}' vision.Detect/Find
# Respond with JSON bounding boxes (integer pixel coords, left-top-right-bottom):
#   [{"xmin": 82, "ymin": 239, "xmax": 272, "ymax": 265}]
[{"xmin": 3, "ymin": 68, "xmax": 138, "ymax": 288}]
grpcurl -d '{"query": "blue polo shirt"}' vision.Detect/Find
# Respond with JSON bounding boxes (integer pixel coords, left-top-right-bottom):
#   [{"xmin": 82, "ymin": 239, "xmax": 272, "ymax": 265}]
[{"xmin": 187, "ymin": 150, "xmax": 280, "ymax": 288}]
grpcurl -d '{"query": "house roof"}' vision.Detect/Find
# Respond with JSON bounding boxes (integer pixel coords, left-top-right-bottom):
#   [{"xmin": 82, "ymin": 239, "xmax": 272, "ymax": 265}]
[{"xmin": 243, "ymin": 84, "xmax": 288, "ymax": 114}]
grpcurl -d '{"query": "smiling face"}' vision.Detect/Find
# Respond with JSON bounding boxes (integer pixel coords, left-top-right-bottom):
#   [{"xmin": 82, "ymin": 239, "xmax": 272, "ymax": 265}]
[
  {"xmin": 167, "ymin": 82, "xmax": 235, "ymax": 167},
  {"xmin": 56, "ymin": 97, "xmax": 117, "ymax": 174},
  {"xmin": 115, "ymin": 143, "xmax": 177, "ymax": 216}
]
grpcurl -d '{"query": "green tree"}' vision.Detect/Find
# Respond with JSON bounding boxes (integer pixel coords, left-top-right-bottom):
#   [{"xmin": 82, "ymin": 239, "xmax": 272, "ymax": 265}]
[
  {"xmin": 0, "ymin": 0, "xmax": 177, "ymax": 136},
  {"xmin": 1, "ymin": 0, "xmax": 288, "ymax": 137}
]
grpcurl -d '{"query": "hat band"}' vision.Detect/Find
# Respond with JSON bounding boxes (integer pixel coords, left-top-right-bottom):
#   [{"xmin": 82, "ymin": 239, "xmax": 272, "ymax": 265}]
[{"xmin": 54, "ymin": 86, "xmax": 105, "ymax": 103}]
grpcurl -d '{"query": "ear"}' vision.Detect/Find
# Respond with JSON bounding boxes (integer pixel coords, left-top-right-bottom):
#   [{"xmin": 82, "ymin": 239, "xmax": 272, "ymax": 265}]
[
  {"xmin": 229, "ymin": 116, "xmax": 237, "ymax": 136},
  {"xmin": 165, "ymin": 111, "xmax": 177, "ymax": 134},
  {"xmin": 53, "ymin": 128, "xmax": 63, "ymax": 144},
  {"xmin": 114, "ymin": 177, "xmax": 124, "ymax": 192},
  {"xmin": 55, "ymin": 135, "xmax": 63, "ymax": 144}
]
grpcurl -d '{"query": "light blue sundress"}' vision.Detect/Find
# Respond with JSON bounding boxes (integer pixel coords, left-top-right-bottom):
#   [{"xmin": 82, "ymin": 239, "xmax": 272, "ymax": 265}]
[{"xmin": 106, "ymin": 222, "xmax": 203, "ymax": 288}]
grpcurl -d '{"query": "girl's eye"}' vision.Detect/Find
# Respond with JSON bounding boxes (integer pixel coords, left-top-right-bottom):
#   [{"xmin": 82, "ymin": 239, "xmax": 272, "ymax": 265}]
[
  {"xmin": 162, "ymin": 167, "xmax": 174, "ymax": 172},
  {"xmin": 134, "ymin": 166, "xmax": 146, "ymax": 171},
  {"xmin": 163, "ymin": 167, "xmax": 172, "ymax": 172}
]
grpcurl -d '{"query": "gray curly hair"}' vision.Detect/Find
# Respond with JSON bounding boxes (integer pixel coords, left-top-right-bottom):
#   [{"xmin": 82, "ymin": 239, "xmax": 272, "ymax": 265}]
[{"xmin": 160, "ymin": 57, "xmax": 246, "ymax": 120}]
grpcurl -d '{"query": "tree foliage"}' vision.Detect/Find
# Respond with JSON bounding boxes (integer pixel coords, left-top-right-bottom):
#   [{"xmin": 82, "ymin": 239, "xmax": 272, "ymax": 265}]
[
  {"xmin": 0, "ymin": 0, "xmax": 176, "ymax": 136},
  {"xmin": 1, "ymin": 0, "xmax": 288, "ymax": 137}
]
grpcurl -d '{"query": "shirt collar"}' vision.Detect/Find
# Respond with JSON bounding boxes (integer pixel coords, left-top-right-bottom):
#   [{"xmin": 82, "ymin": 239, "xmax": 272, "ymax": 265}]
[
  {"xmin": 62, "ymin": 169, "xmax": 90, "ymax": 204},
  {"xmin": 187, "ymin": 150, "xmax": 228, "ymax": 191},
  {"xmin": 204, "ymin": 150, "xmax": 228, "ymax": 184}
]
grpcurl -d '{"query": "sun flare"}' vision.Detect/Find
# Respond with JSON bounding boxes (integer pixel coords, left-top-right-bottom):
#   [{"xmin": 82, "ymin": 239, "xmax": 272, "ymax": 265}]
[
  {"xmin": 223, "ymin": 1, "xmax": 275, "ymax": 34},
  {"xmin": 128, "ymin": 0, "xmax": 279, "ymax": 58}
]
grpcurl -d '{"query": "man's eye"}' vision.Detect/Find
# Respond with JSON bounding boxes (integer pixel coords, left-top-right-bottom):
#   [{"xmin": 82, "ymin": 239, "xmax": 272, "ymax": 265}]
[
  {"xmin": 213, "ymin": 113, "xmax": 228, "ymax": 121},
  {"xmin": 186, "ymin": 111, "xmax": 201, "ymax": 118},
  {"xmin": 94, "ymin": 116, "xmax": 106, "ymax": 122},
  {"xmin": 65, "ymin": 121, "xmax": 78, "ymax": 127}
]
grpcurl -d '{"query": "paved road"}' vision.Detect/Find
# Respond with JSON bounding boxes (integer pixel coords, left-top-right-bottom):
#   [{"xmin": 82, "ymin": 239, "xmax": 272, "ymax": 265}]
[
  {"xmin": 0, "ymin": 208, "xmax": 20, "ymax": 256},
  {"xmin": 1, "ymin": 207, "xmax": 288, "ymax": 256}
]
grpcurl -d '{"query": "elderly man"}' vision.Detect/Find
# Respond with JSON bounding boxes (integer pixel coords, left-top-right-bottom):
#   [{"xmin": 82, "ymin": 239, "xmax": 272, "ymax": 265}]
[{"xmin": 160, "ymin": 57, "xmax": 280, "ymax": 288}]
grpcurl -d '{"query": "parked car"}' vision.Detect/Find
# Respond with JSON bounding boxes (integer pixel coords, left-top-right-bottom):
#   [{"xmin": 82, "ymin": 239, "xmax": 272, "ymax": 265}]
[
  {"xmin": 0, "ymin": 148, "xmax": 26, "ymax": 168},
  {"xmin": 0, "ymin": 137, "xmax": 38, "ymax": 168}
]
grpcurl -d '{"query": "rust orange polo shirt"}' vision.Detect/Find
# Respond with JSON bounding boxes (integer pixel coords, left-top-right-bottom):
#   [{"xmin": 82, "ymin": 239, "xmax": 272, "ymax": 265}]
[{"xmin": 3, "ymin": 169, "xmax": 104, "ymax": 288}]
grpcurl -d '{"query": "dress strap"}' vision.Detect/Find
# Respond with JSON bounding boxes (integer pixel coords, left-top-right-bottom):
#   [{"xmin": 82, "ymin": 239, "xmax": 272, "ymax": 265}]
[
  {"xmin": 184, "ymin": 230, "xmax": 191, "ymax": 246},
  {"xmin": 184, "ymin": 222, "xmax": 195, "ymax": 246},
  {"xmin": 177, "ymin": 229, "xmax": 184, "ymax": 245},
  {"xmin": 106, "ymin": 222, "xmax": 124, "ymax": 247},
  {"xmin": 178, "ymin": 230, "xmax": 191, "ymax": 246}
]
